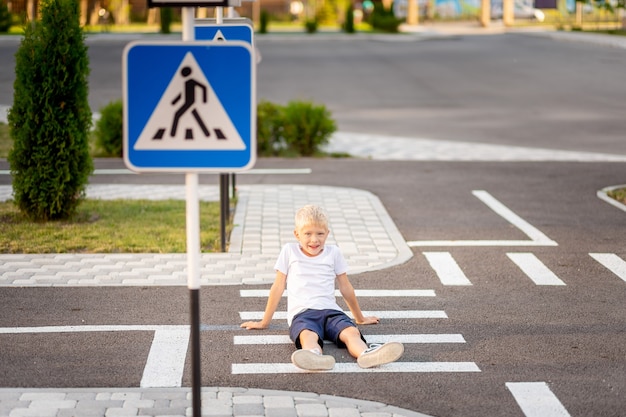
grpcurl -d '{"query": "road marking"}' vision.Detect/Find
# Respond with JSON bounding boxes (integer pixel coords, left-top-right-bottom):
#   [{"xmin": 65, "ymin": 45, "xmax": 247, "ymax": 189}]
[
  {"xmin": 239, "ymin": 310, "xmax": 448, "ymax": 320},
  {"xmin": 232, "ymin": 361, "xmax": 481, "ymax": 374},
  {"xmin": 234, "ymin": 334, "xmax": 466, "ymax": 345},
  {"xmin": 240, "ymin": 289, "xmax": 437, "ymax": 297},
  {"xmin": 0, "ymin": 325, "xmax": 189, "ymax": 388},
  {"xmin": 507, "ymin": 253, "xmax": 566, "ymax": 286},
  {"xmin": 407, "ymin": 190, "xmax": 558, "ymax": 247},
  {"xmin": 506, "ymin": 382, "xmax": 571, "ymax": 417},
  {"xmin": 140, "ymin": 328, "xmax": 190, "ymax": 388},
  {"xmin": 0, "ymin": 168, "xmax": 312, "ymax": 176},
  {"xmin": 0, "ymin": 325, "xmax": 186, "ymax": 333},
  {"xmin": 589, "ymin": 253, "xmax": 626, "ymax": 283},
  {"xmin": 423, "ymin": 252, "xmax": 473, "ymax": 286}
]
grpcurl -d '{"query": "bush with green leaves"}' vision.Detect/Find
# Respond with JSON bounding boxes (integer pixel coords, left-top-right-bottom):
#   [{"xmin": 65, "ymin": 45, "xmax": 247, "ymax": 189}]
[
  {"xmin": 305, "ymin": 17, "xmax": 318, "ymax": 33},
  {"xmin": 259, "ymin": 9, "xmax": 269, "ymax": 34},
  {"xmin": 0, "ymin": 0, "xmax": 11, "ymax": 33},
  {"xmin": 257, "ymin": 100, "xmax": 336, "ymax": 157},
  {"xmin": 8, "ymin": 0, "xmax": 92, "ymax": 221},
  {"xmin": 256, "ymin": 100, "xmax": 283, "ymax": 156},
  {"xmin": 281, "ymin": 100, "xmax": 336, "ymax": 156},
  {"xmin": 368, "ymin": 2, "xmax": 402, "ymax": 33},
  {"xmin": 344, "ymin": 4, "xmax": 355, "ymax": 34},
  {"xmin": 160, "ymin": 7, "xmax": 172, "ymax": 34},
  {"xmin": 94, "ymin": 100, "xmax": 123, "ymax": 157}
]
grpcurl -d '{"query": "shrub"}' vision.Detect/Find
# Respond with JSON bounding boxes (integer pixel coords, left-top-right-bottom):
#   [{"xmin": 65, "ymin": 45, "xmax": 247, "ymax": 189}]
[
  {"xmin": 94, "ymin": 100, "xmax": 123, "ymax": 157},
  {"xmin": 259, "ymin": 9, "xmax": 269, "ymax": 34},
  {"xmin": 256, "ymin": 100, "xmax": 336, "ymax": 157},
  {"xmin": 160, "ymin": 7, "xmax": 172, "ymax": 34},
  {"xmin": 256, "ymin": 100, "xmax": 283, "ymax": 156},
  {"xmin": 281, "ymin": 100, "xmax": 336, "ymax": 156},
  {"xmin": 8, "ymin": 0, "xmax": 92, "ymax": 221},
  {"xmin": 305, "ymin": 18, "xmax": 318, "ymax": 34},
  {"xmin": 344, "ymin": 4, "xmax": 355, "ymax": 34},
  {"xmin": 368, "ymin": 2, "xmax": 401, "ymax": 33},
  {"xmin": 0, "ymin": 0, "xmax": 11, "ymax": 33}
]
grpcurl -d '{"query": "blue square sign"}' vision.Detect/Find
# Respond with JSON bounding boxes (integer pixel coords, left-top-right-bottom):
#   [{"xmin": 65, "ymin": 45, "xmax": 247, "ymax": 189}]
[
  {"xmin": 123, "ymin": 41, "xmax": 256, "ymax": 172},
  {"xmin": 195, "ymin": 19, "xmax": 254, "ymax": 44}
]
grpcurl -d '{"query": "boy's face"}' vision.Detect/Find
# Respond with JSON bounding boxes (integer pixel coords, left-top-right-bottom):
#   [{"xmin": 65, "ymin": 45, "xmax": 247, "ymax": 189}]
[{"xmin": 294, "ymin": 223, "xmax": 329, "ymax": 257}]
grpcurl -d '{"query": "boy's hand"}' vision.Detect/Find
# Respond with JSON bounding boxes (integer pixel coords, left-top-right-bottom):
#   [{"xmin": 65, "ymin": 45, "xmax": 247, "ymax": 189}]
[
  {"xmin": 240, "ymin": 321, "xmax": 268, "ymax": 330},
  {"xmin": 356, "ymin": 316, "xmax": 380, "ymax": 325}
]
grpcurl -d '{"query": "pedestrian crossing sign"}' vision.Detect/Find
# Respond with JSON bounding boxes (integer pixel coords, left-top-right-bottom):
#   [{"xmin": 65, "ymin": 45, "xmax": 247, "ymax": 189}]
[
  {"xmin": 195, "ymin": 19, "xmax": 254, "ymax": 45},
  {"xmin": 123, "ymin": 41, "xmax": 256, "ymax": 172}
]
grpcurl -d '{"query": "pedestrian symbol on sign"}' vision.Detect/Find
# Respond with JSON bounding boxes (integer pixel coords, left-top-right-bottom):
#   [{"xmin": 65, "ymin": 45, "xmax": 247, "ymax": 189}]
[
  {"xmin": 134, "ymin": 52, "xmax": 246, "ymax": 151},
  {"xmin": 169, "ymin": 66, "xmax": 212, "ymax": 139}
]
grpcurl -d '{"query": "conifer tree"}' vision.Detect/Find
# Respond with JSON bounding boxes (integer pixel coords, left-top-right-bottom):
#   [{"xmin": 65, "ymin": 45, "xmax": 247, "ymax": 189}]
[{"xmin": 8, "ymin": 0, "xmax": 92, "ymax": 221}]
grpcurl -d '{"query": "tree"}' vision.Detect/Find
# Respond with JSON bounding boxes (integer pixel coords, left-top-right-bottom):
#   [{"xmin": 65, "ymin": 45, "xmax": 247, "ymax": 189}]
[
  {"xmin": 0, "ymin": 0, "xmax": 12, "ymax": 33},
  {"xmin": 8, "ymin": 0, "xmax": 93, "ymax": 221}
]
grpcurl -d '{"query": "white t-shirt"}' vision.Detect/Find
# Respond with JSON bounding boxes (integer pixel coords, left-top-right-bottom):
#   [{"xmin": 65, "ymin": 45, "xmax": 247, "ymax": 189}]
[{"xmin": 274, "ymin": 242, "xmax": 349, "ymax": 325}]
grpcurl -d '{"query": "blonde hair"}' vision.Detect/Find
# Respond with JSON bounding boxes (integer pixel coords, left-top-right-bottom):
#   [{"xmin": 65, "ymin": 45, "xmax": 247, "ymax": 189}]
[{"xmin": 294, "ymin": 205, "xmax": 329, "ymax": 230}]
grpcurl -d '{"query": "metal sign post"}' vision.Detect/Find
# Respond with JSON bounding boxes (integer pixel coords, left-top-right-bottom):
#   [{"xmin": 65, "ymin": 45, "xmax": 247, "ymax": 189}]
[{"xmin": 181, "ymin": 8, "xmax": 203, "ymax": 417}]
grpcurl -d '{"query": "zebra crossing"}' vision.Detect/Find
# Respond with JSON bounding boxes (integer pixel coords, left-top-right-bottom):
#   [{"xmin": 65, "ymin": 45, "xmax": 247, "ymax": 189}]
[
  {"xmin": 232, "ymin": 288, "xmax": 480, "ymax": 375},
  {"xmin": 422, "ymin": 251, "xmax": 626, "ymax": 286},
  {"xmin": 231, "ymin": 251, "xmax": 626, "ymax": 375}
]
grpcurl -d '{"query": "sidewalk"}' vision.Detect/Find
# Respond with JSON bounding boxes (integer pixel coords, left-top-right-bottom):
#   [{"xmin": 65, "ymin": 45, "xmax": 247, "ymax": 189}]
[
  {"xmin": 0, "ymin": 387, "xmax": 431, "ymax": 417},
  {"xmin": 0, "ymin": 183, "xmax": 420, "ymax": 417}
]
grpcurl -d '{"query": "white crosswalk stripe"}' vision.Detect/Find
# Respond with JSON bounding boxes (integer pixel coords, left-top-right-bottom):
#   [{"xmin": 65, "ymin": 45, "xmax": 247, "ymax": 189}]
[
  {"xmin": 234, "ymin": 334, "xmax": 466, "ymax": 345},
  {"xmin": 589, "ymin": 253, "xmax": 626, "ymax": 283},
  {"xmin": 423, "ymin": 252, "xmax": 473, "ymax": 286},
  {"xmin": 240, "ymin": 289, "xmax": 437, "ymax": 297},
  {"xmin": 506, "ymin": 382, "xmax": 571, "ymax": 417},
  {"xmin": 239, "ymin": 310, "xmax": 448, "ymax": 320},
  {"xmin": 232, "ymin": 362, "xmax": 481, "ymax": 374},
  {"xmin": 507, "ymin": 253, "xmax": 566, "ymax": 286}
]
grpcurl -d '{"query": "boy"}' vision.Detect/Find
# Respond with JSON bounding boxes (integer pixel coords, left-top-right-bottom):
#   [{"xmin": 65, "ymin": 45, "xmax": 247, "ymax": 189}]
[{"xmin": 240, "ymin": 205, "xmax": 404, "ymax": 371}]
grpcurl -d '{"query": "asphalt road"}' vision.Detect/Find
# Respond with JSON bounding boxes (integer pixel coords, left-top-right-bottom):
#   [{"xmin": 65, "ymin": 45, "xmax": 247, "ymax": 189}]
[{"xmin": 1, "ymin": 32, "xmax": 626, "ymax": 416}]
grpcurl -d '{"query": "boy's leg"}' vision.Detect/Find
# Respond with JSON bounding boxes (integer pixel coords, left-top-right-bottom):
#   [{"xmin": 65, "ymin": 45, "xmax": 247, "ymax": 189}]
[
  {"xmin": 336, "ymin": 320, "xmax": 404, "ymax": 369},
  {"xmin": 291, "ymin": 329, "xmax": 335, "ymax": 371},
  {"xmin": 298, "ymin": 329, "xmax": 324, "ymax": 351},
  {"xmin": 338, "ymin": 326, "xmax": 368, "ymax": 358},
  {"xmin": 289, "ymin": 311, "xmax": 335, "ymax": 371}
]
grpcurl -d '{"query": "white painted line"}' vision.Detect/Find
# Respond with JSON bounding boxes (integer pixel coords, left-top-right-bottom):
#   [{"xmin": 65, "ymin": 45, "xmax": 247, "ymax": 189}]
[
  {"xmin": 140, "ymin": 328, "xmax": 190, "ymax": 388},
  {"xmin": 2, "ymin": 168, "xmax": 312, "ymax": 176},
  {"xmin": 589, "ymin": 253, "xmax": 626, "ymax": 283},
  {"xmin": 237, "ymin": 168, "xmax": 312, "ymax": 175},
  {"xmin": 423, "ymin": 252, "xmax": 472, "ymax": 286},
  {"xmin": 234, "ymin": 333, "xmax": 466, "ymax": 345},
  {"xmin": 239, "ymin": 310, "xmax": 448, "ymax": 321},
  {"xmin": 507, "ymin": 253, "xmax": 566, "ymax": 286},
  {"xmin": 0, "ymin": 325, "xmax": 187, "ymax": 334},
  {"xmin": 409, "ymin": 240, "xmax": 557, "ymax": 247},
  {"xmin": 506, "ymin": 382, "xmax": 571, "ymax": 417},
  {"xmin": 473, "ymin": 190, "xmax": 555, "ymax": 243},
  {"xmin": 0, "ymin": 325, "xmax": 190, "ymax": 389},
  {"xmin": 232, "ymin": 361, "xmax": 481, "ymax": 374},
  {"xmin": 407, "ymin": 190, "xmax": 557, "ymax": 247},
  {"xmin": 240, "ymin": 289, "xmax": 436, "ymax": 298}
]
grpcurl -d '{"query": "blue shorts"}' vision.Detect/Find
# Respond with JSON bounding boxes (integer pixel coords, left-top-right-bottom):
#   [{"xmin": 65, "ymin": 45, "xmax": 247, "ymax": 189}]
[{"xmin": 289, "ymin": 309, "xmax": 366, "ymax": 350}]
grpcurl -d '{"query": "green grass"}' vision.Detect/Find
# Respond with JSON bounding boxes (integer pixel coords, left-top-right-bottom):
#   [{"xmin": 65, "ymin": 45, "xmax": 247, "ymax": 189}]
[
  {"xmin": 0, "ymin": 199, "xmax": 227, "ymax": 253},
  {"xmin": 0, "ymin": 123, "xmax": 9, "ymax": 158},
  {"xmin": 608, "ymin": 188, "xmax": 626, "ymax": 205}
]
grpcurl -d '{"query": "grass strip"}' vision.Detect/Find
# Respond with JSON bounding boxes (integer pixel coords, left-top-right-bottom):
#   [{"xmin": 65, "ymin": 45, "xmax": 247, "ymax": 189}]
[{"xmin": 0, "ymin": 199, "xmax": 226, "ymax": 253}]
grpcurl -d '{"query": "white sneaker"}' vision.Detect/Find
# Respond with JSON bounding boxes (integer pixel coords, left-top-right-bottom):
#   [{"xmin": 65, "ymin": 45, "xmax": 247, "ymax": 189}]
[
  {"xmin": 291, "ymin": 349, "xmax": 335, "ymax": 371},
  {"xmin": 357, "ymin": 342, "xmax": 404, "ymax": 369}
]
